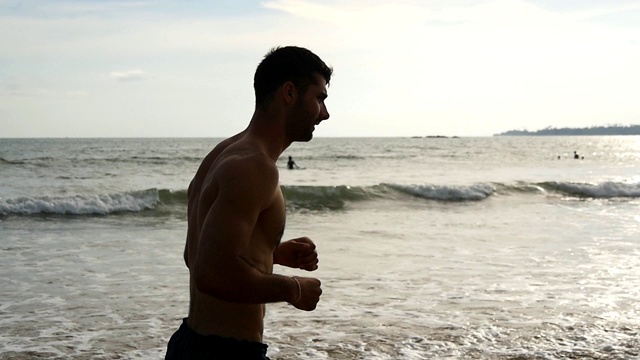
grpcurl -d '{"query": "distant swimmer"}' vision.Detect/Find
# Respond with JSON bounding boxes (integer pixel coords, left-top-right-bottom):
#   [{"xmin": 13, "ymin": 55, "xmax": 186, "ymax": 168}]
[{"xmin": 287, "ymin": 156, "xmax": 300, "ymax": 169}]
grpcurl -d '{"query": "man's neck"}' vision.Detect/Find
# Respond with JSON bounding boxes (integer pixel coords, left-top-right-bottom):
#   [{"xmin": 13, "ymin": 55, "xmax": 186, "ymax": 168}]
[{"xmin": 246, "ymin": 111, "xmax": 292, "ymax": 162}]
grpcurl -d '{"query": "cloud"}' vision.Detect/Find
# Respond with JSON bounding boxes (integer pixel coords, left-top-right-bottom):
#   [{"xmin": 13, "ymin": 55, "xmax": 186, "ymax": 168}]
[
  {"xmin": 109, "ymin": 69, "xmax": 148, "ymax": 82},
  {"xmin": 1, "ymin": 0, "xmax": 639, "ymax": 137}
]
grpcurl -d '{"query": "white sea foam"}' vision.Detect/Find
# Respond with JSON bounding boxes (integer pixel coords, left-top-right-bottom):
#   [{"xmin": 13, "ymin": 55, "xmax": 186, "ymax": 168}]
[
  {"xmin": 550, "ymin": 181, "xmax": 640, "ymax": 198},
  {"xmin": 385, "ymin": 183, "xmax": 496, "ymax": 201},
  {"xmin": 0, "ymin": 189, "xmax": 159, "ymax": 215}
]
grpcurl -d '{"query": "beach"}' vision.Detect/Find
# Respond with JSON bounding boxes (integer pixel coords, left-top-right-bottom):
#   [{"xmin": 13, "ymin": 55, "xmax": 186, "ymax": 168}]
[{"xmin": 1, "ymin": 136, "xmax": 639, "ymax": 359}]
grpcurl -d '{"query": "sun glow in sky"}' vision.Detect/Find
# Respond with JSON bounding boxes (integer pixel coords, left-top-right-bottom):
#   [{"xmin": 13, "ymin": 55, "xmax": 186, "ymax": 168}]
[{"xmin": 1, "ymin": 0, "xmax": 639, "ymax": 137}]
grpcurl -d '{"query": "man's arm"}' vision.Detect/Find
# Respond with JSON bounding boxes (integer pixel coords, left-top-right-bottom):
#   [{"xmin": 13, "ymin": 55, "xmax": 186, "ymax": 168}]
[{"xmin": 193, "ymin": 155, "xmax": 303, "ymax": 305}]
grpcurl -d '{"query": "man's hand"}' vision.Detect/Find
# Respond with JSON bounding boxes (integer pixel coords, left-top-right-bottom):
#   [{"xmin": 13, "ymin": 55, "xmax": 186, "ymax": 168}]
[
  {"xmin": 273, "ymin": 237, "xmax": 319, "ymax": 271},
  {"xmin": 290, "ymin": 276, "xmax": 322, "ymax": 311}
]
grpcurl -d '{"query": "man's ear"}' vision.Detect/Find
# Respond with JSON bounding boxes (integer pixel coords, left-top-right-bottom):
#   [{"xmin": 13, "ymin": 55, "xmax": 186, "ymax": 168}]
[{"xmin": 282, "ymin": 81, "xmax": 297, "ymax": 104}]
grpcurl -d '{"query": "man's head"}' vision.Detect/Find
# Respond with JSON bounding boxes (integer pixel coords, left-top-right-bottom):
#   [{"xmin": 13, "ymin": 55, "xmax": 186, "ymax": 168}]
[{"xmin": 254, "ymin": 46, "xmax": 333, "ymax": 109}]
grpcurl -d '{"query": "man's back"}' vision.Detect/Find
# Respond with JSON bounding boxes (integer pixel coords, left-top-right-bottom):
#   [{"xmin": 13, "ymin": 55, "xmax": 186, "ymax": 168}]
[{"xmin": 184, "ymin": 132, "xmax": 245, "ymax": 268}]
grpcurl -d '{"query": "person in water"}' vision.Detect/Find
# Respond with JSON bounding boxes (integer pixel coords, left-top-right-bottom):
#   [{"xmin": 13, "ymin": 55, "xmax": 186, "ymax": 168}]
[
  {"xmin": 287, "ymin": 156, "xmax": 299, "ymax": 169},
  {"xmin": 164, "ymin": 46, "xmax": 332, "ymax": 359}
]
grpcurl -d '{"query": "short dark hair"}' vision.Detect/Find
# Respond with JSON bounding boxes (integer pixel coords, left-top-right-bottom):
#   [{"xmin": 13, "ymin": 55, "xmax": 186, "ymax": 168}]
[{"xmin": 253, "ymin": 46, "xmax": 333, "ymax": 108}]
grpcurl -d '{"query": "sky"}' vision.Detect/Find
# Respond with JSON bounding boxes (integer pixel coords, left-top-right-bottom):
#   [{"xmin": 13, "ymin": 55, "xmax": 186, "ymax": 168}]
[{"xmin": 1, "ymin": 0, "xmax": 639, "ymax": 138}]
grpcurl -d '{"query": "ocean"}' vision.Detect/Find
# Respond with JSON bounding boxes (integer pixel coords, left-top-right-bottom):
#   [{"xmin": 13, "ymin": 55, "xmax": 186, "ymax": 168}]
[{"xmin": 1, "ymin": 136, "xmax": 639, "ymax": 359}]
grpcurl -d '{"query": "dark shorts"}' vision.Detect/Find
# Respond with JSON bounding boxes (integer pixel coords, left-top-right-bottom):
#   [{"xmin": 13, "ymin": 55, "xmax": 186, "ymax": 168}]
[{"xmin": 165, "ymin": 318, "xmax": 270, "ymax": 360}]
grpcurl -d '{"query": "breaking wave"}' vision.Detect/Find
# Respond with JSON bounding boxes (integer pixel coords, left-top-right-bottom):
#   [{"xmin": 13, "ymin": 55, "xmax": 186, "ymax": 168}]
[
  {"xmin": 1, "ymin": 181, "xmax": 637, "ymax": 216},
  {"xmin": 0, "ymin": 189, "xmax": 186, "ymax": 216},
  {"xmin": 537, "ymin": 181, "xmax": 640, "ymax": 198},
  {"xmin": 385, "ymin": 183, "xmax": 496, "ymax": 201}
]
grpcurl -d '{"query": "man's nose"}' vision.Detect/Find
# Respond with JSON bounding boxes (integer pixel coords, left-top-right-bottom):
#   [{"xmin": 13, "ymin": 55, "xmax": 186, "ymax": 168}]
[{"xmin": 320, "ymin": 107, "xmax": 330, "ymax": 121}]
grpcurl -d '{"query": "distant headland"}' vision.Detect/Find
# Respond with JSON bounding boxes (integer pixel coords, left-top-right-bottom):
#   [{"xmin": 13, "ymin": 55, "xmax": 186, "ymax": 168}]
[{"xmin": 494, "ymin": 125, "xmax": 640, "ymax": 136}]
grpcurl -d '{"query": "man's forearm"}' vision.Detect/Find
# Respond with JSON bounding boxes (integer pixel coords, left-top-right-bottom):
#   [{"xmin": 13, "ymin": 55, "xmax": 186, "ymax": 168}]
[{"xmin": 195, "ymin": 256, "xmax": 298, "ymax": 304}]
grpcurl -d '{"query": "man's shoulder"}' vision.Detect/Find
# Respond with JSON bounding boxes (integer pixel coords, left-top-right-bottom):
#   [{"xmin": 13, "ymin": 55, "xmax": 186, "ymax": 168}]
[
  {"xmin": 190, "ymin": 134, "xmax": 244, "ymax": 187},
  {"xmin": 215, "ymin": 146, "xmax": 278, "ymax": 181},
  {"xmin": 211, "ymin": 149, "xmax": 279, "ymax": 209}
]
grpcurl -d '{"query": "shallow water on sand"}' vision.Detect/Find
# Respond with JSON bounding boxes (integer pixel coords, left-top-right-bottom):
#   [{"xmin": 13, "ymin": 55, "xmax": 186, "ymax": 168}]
[{"xmin": 264, "ymin": 197, "xmax": 640, "ymax": 359}]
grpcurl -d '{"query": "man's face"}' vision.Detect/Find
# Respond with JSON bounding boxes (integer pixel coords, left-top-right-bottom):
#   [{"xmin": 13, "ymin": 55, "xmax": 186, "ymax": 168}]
[{"xmin": 288, "ymin": 74, "xmax": 329, "ymax": 142}]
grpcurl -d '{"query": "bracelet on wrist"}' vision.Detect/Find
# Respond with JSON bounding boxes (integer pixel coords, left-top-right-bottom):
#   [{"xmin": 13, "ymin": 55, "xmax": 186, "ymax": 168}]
[{"xmin": 290, "ymin": 276, "xmax": 302, "ymax": 304}]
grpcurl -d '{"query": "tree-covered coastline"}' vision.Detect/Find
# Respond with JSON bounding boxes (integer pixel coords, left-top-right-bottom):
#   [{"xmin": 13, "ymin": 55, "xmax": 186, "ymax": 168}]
[{"xmin": 494, "ymin": 125, "xmax": 640, "ymax": 136}]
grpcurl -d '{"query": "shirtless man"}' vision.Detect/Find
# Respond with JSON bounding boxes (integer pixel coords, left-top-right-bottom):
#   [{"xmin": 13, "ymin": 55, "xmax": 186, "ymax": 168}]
[{"xmin": 165, "ymin": 46, "xmax": 333, "ymax": 359}]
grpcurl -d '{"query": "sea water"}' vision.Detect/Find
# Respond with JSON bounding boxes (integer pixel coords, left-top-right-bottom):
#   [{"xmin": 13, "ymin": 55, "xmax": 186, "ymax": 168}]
[{"xmin": 1, "ymin": 136, "xmax": 639, "ymax": 359}]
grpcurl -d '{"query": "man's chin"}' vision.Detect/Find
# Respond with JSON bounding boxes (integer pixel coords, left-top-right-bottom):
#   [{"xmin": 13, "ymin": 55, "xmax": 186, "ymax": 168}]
[{"xmin": 296, "ymin": 131, "xmax": 314, "ymax": 142}]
